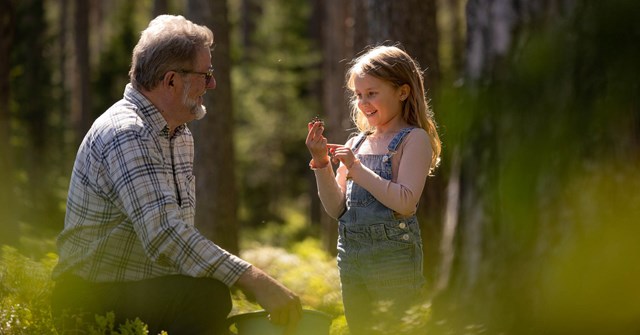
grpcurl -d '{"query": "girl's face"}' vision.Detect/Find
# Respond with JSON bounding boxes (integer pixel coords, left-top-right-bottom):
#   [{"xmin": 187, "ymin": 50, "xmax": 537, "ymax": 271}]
[{"xmin": 353, "ymin": 73, "xmax": 408, "ymax": 131}]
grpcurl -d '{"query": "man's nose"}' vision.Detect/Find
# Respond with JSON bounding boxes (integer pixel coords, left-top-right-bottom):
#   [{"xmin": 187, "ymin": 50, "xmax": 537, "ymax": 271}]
[{"xmin": 207, "ymin": 76, "xmax": 216, "ymax": 90}]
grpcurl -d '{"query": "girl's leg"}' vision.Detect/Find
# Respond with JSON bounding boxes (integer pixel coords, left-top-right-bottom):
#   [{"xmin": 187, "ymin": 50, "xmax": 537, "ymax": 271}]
[
  {"xmin": 365, "ymin": 221, "xmax": 427, "ymax": 325},
  {"xmin": 341, "ymin": 280, "xmax": 375, "ymax": 335}
]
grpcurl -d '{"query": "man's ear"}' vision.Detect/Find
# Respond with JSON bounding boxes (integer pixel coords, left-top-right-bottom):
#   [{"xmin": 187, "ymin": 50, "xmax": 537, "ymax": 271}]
[{"xmin": 163, "ymin": 71, "xmax": 176, "ymax": 89}]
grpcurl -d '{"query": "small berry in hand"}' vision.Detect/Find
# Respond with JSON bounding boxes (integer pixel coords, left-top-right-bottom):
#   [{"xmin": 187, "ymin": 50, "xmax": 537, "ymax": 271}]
[{"xmin": 310, "ymin": 115, "xmax": 324, "ymax": 126}]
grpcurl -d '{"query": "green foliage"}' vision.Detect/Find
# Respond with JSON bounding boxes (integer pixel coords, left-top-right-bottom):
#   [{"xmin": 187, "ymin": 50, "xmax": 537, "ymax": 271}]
[
  {"xmin": 373, "ymin": 300, "xmax": 432, "ymax": 334},
  {"xmin": 7, "ymin": 0, "xmax": 67, "ymax": 242},
  {"xmin": 428, "ymin": 1, "xmax": 640, "ymax": 334},
  {"xmin": 233, "ymin": 238, "xmax": 433, "ymax": 334},
  {"xmin": 234, "ymin": 239, "xmax": 342, "ymax": 318},
  {"xmin": 532, "ymin": 163, "xmax": 640, "ymax": 335},
  {"xmin": 0, "ymin": 246, "xmax": 57, "ymax": 334},
  {"xmin": 56, "ymin": 310, "xmax": 167, "ymax": 335},
  {"xmin": 240, "ymin": 203, "xmax": 319, "ymax": 249},
  {"xmin": 0, "ymin": 246, "xmax": 162, "ymax": 335},
  {"xmin": 87, "ymin": 312, "xmax": 168, "ymax": 335},
  {"xmin": 0, "ymin": 234, "xmax": 434, "ymax": 335},
  {"xmin": 92, "ymin": 1, "xmax": 141, "ymax": 120},
  {"xmin": 230, "ymin": 0, "xmax": 322, "ymax": 228}
]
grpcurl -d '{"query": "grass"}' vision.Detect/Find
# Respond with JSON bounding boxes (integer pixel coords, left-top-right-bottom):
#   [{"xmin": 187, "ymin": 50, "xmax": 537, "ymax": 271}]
[{"xmin": 0, "ymin": 234, "xmax": 431, "ymax": 335}]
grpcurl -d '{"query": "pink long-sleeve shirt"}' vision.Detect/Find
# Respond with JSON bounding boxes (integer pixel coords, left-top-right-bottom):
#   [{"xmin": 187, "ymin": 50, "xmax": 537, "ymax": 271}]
[{"xmin": 314, "ymin": 128, "xmax": 432, "ymax": 219}]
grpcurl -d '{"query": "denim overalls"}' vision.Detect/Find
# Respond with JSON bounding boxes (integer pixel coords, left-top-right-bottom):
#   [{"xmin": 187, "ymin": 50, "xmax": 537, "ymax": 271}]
[{"xmin": 337, "ymin": 127, "xmax": 426, "ymax": 334}]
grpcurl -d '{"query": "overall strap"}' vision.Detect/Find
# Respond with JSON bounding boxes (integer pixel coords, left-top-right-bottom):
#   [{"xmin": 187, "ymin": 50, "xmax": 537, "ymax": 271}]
[
  {"xmin": 387, "ymin": 127, "xmax": 416, "ymax": 154},
  {"xmin": 350, "ymin": 132, "xmax": 370, "ymax": 152}
]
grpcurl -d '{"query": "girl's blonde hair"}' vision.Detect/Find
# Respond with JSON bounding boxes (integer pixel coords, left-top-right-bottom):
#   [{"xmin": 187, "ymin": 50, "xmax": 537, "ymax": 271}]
[{"xmin": 346, "ymin": 45, "xmax": 441, "ymax": 174}]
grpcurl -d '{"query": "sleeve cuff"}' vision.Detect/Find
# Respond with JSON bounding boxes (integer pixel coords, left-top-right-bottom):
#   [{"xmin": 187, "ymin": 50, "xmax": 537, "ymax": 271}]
[
  {"xmin": 309, "ymin": 158, "xmax": 331, "ymax": 170},
  {"xmin": 216, "ymin": 254, "xmax": 253, "ymax": 287}
]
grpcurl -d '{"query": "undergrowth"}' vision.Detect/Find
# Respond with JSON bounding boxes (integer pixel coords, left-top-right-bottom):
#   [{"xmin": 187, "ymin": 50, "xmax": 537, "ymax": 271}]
[{"xmin": 0, "ymin": 238, "xmax": 431, "ymax": 334}]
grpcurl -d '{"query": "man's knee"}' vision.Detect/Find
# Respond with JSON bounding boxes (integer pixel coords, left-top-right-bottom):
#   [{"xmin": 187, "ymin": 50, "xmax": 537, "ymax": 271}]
[{"xmin": 188, "ymin": 277, "xmax": 232, "ymax": 314}]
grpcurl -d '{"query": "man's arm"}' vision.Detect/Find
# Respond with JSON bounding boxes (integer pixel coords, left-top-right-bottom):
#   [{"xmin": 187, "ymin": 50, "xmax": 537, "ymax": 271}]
[{"xmin": 235, "ymin": 265, "xmax": 302, "ymax": 327}]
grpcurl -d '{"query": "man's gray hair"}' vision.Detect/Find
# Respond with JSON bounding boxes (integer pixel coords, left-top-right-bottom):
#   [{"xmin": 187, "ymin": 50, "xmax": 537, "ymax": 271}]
[{"xmin": 129, "ymin": 15, "xmax": 214, "ymax": 91}]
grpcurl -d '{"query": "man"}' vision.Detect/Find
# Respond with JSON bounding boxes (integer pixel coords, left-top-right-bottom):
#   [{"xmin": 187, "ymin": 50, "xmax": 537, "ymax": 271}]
[{"xmin": 51, "ymin": 15, "xmax": 302, "ymax": 335}]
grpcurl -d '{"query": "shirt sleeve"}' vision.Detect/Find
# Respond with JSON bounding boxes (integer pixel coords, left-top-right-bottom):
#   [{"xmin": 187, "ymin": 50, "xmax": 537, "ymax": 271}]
[
  {"xmin": 104, "ymin": 129, "xmax": 250, "ymax": 286},
  {"xmin": 313, "ymin": 163, "xmax": 346, "ymax": 219},
  {"xmin": 348, "ymin": 129, "xmax": 432, "ymax": 216},
  {"xmin": 312, "ymin": 137, "xmax": 362, "ymax": 219}
]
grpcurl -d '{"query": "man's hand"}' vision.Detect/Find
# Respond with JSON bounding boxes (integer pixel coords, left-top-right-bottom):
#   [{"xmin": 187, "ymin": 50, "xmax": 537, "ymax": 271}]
[{"xmin": 235, "ymin": 266, "xmax": 303, "ymax": 332}]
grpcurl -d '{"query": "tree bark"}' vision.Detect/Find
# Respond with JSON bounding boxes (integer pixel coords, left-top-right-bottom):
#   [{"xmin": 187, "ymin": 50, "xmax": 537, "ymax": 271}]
[
  {"xmin": 446, "ymin": 0, "xmax": 466, "ymax": 77},
  {"xmin": 442, "ymin": 0, "xmax": 581, "ymax": 327},
  {"xmin": 316, "ymin": 0, "xmax": 355, "ymax": 254},
  {"xmin": 72, "ymin": 0, "xmax": 91, "ymax": 145},
  {"xmin": 152, "ymin": 0, "xmax": 168, "ymax": 17},
  {"xmin": 239, "ymin": 0, "xmax": 261, "ymax": 62},
  {"xmin": 186, "ymin": 0, "xmax": 240, "ymax": 254},
  {"xmin": 0, "ymin": 0, "xmax": 16, "ymax": 246},
  {"xmin": 18, "ymin": 0, "xmax": 54, "ymax": 228}
]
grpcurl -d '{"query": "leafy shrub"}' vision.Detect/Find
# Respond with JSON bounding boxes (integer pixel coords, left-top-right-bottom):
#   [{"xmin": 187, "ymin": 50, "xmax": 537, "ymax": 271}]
[
  {"xmin": 0, "ymin": 245, "xmax": 57, "ymax": 334},
  {"xmin": 1, "ymin": 238, "xmax": 431, "ymax": 335},
  {"xmin": 0, "ymin": 246, "xmax": 163, "ymax": 335},
  {"xmin": 233, "ymin": 238, "xmax": 344, "ymax": 322}
]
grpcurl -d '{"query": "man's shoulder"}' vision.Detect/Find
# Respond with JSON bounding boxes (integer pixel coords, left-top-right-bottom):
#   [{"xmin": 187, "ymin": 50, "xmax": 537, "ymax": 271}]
[
  {"xmin": 94, "ymin": 100, "xmax": 148, "ymax": 137},
  {"xmin": 80, "ymin": 100, "xmax": 153, "ymax": 156}
]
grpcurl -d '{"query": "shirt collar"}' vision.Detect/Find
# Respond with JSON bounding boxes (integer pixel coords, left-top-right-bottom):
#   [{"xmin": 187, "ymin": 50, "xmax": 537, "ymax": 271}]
[{"xmin": 123, "ymin": 83, "xmax": 186, "ymax": 138}]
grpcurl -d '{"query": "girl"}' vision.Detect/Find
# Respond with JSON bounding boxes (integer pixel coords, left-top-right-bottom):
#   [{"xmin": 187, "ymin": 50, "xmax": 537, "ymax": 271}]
[{"xmin": 306, "ymin": 45, "xmax": 441, "ymax": 334}]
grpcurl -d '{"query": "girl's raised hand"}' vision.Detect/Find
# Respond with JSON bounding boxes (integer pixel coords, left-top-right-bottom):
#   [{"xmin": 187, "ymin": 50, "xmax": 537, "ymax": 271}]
[{"xmin": 306, "ymin": 117, "xmax": 330, "ymax": 167}]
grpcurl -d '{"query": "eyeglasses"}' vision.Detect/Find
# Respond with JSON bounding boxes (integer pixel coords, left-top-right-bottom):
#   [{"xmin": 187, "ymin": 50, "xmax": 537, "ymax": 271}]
[{"xmin": 175, "ymin": 67, "xmax": 214, "ymax": 85}]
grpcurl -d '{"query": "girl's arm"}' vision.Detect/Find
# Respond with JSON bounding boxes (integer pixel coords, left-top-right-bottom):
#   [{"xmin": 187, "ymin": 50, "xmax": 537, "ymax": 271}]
[
  {"xmin": 306, "ymin": 121, "xmax": 347, "ymax": 219},
  {"xmin": 348, "ymin": 129, "xmax": 432, "ymax": 215},
  {"xmin": 312, "ymin": 163, "xmax": 346, "ymax": 219},
  {"xmin": 312, "ymin": 136, "xmax": 355, "ymax": 219}
]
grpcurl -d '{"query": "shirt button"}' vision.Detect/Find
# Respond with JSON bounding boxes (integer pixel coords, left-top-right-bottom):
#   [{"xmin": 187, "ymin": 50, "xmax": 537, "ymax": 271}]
[
  {"xmin": 402, "ymin": 234, "xmax": 410, "ymax": 241},
  {"xmin": 398, "ymin": 222, "xmax": 406, "ymax": 229}
]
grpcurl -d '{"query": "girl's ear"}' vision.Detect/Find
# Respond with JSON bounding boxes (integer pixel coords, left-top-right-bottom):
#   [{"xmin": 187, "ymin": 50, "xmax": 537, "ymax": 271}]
[{"xmin": 399, "ymin": 84, "xmax": 411, "ymax": 101}]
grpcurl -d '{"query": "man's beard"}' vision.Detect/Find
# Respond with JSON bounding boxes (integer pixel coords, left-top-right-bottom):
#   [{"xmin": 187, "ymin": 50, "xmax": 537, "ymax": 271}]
[
  {"xmin": 191, "ymin": 102, "xmax": 207, "ymax": 120},
  {"xmin": 182, "ymin": 83, "xmax": 207, "ymax": 120}
]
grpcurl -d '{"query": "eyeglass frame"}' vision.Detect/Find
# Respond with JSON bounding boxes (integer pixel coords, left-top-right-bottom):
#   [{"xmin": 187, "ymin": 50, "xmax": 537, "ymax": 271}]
[{"xmin": 174, "ymin": 67, "xmax": 214, "ymax": 85}]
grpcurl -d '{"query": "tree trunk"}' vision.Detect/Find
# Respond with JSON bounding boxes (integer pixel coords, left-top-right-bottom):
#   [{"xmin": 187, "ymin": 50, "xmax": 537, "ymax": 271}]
[
  {"xmin": 152, "ymin": 0, "xmax": 168, "ymax": 17},
  {"xmin": 186, "ymin": 0, "xmax": 240, "ymax": 254},
  {"xmin": 317, "ymin": 0, "xmax": 355, "ymax": 254},
  {"xmin": 72, "ymin": 0, "xmax": 91, "ymax": 145},
  {"xmin": 0, "ymin": 0, "xmax": 16, "ymax": 246},
  {"xmin": 58, "ymin": 0, "xmax": 70, "ymax": 170},
  {"xmin": 353, "ymin": 0, "xmax": 441, "ymax": 85},
  {"xmin": 440, "ymin": 0, "xmax": 582, "ymax": 329},
  {"xmin": 239, "ymin": 0, "xmax": 261, "ymax": 62},
  {"xmin": 16, "ymin": 0, "xmax": 54, "ymax": 229},
  {"xmin": 465, "ymin": 0, "xmax": 521, "ymax": 84}
]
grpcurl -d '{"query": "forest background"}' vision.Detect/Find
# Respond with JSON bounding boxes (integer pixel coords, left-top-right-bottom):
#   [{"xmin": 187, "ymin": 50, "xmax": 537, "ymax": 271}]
[{"xmin": 1, "ymin": 0, "xmax": 639, "ymax": 334}]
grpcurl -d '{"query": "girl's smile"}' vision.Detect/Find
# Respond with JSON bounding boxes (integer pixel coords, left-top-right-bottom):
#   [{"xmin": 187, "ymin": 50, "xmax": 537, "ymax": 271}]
[{"xmin": 353, "ymin": 74, "xmax": 408, "ymax": 132}]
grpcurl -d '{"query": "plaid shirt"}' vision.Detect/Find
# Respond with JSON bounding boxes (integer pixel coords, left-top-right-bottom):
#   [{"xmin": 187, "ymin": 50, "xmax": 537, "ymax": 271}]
[{"xmin": 52, "ymin": 84, "xmax": 250, "ymax": 286}]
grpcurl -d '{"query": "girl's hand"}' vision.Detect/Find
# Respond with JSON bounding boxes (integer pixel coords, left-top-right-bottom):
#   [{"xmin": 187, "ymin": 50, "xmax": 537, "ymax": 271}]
[
  {"xmin": 306, "ymin": 118, "xmax": 330, "ymax": 167},
  {"xmin": 327, "ymin": 144, "xmax": 358, "ymax": 169}
]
